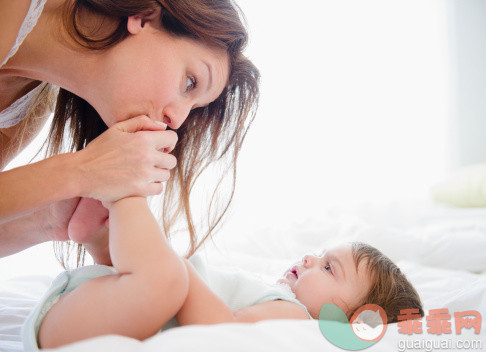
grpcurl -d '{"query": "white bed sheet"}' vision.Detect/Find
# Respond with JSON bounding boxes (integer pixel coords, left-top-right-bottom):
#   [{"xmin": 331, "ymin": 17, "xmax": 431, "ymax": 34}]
[{"xmin": 1, "ymin": 200, "xmax": 486, "ymax": 352}]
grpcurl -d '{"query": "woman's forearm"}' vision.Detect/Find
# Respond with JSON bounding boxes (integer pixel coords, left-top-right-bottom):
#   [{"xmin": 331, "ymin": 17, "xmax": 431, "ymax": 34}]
[
  {"xmin": 0, "ymin": 153, "xmax": 81, "ymax": 223},
  {"xmin": 0, "ymin": 116, "xmax": 177, "ymax": 225},
  {"xmin": 0, "ymin": 197, "xmax": 80, "ymax": 258},
  {"xmin": 0, "ymin": 208, "xmax": 51, "ymax": 257}
]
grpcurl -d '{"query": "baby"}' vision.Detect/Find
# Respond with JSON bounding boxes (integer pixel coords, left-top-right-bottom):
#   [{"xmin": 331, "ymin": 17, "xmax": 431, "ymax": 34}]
[{"xmin": 22, "ymin": 197, "xmax": 423, "ymax": 350}]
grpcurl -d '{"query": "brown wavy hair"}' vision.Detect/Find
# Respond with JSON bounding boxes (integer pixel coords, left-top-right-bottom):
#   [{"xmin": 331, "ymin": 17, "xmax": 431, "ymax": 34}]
[
  {"xmin": 47, "ymin": 0, "xmax": 259, "ymax": 268},
  {"xmin": 350, "ymin": 242, "xmax": 424, "ymax": 324}
]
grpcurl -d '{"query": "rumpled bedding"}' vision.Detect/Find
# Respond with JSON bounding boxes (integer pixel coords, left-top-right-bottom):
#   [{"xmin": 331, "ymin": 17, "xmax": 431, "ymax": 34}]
[{"xmin": 1, "ymin": 200, "xmax": 485, "ymax": 351}]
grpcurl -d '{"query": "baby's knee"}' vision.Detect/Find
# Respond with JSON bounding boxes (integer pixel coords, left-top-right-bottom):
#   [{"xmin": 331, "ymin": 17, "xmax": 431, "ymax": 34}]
[{"xmin": 150, "ymin": 256, "xmax": 190, "ymax": 307}]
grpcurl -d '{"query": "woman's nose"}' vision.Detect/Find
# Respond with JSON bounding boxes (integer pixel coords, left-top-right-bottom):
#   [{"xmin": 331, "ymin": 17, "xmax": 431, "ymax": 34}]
[{"xmin": 162, "ymin": 101, "xmax": 192, "ymax": 130}]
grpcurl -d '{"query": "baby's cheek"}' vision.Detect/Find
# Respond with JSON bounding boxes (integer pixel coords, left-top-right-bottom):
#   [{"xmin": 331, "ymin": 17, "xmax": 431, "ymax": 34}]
[{"xmin": 294, "ymin": 277, "xmax": 322, "ymax": 314}]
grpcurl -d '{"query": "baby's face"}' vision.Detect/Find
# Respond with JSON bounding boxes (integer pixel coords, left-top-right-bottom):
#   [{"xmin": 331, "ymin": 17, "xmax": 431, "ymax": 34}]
[{"xmin": 277, "ymin": 244, "xmax": 372, "ymax": 319}]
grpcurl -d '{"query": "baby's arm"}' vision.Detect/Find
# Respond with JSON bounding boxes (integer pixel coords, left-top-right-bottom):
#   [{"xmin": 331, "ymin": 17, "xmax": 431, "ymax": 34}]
[
  {"xmin": 38, "ymin": 197, "xmax": 189, "ymax": 348},
  {"xmin": 176, "ymin": 260, "xmax": 309, "ymax": 325}
]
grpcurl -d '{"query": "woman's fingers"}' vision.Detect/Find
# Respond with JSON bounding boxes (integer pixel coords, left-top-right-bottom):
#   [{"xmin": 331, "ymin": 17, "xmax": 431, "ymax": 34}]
[
  {"xmin": 157, "ymin": 130, "xmax": 178, "ymax": 153},
  {"xmin": 154, "ymin": 152, "xmax": 177, "ymax": 171},
  {"xmin": 151, "ymin": 168, "xmax": 171, "ymax": 183},
  {"xmin": 149, "ymin": 153, "xmax": 176, "ymax": 183},
  {"xmin": 75, "ymin": 116, "xmax": 179, "ymax": 202},
  {"xmin": 114, "ymin": 115, "xmax": 167, "ymax": 133},
  {"xmin": 136, "ymin": 130, "xmax": 178, "ymax": 153},
  {"xmin": 143, "ymin": 182, "xmax": 165, "ymax": 197}
]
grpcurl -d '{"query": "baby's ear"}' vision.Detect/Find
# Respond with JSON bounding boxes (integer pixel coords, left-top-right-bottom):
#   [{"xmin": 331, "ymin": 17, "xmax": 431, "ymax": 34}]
[{"xmin": 127, "ymin": 6, "xmax": 162, "ymax": 34}]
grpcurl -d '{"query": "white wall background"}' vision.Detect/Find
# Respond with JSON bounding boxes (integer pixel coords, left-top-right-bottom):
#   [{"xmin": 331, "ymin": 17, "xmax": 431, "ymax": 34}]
[
  {"xmin": 446, "ymin": 0, "xmax": 486, "ymax": 168},
  {"xmin": 221, "ymin": 0, "xmax": 451, "ymax": 228},
  {"xmin": 2, "ymin": 0, "xmax": 454, "ymax": 278}
]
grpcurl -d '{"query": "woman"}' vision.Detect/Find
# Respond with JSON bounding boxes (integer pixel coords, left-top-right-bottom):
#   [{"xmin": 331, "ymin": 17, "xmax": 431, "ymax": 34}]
[{"xmin": 0, "ymin": 0, "xmax": 259, "ymax": 266}]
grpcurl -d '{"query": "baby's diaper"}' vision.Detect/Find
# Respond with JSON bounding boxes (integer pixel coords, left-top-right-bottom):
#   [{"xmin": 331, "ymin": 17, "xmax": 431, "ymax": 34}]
[
  {"xmin": 21, "ymin": 256, "xmax": 205, "ymax": 350},
  {"xmin": 22, "ymin": 265, "xmax": 117, "ymax": 351}
]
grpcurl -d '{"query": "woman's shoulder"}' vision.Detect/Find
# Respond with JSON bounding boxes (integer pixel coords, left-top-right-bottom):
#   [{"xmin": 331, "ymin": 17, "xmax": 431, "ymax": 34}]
[{"xmin": 0, "ymin": 0, "xmax": 32, "ymax": 66}]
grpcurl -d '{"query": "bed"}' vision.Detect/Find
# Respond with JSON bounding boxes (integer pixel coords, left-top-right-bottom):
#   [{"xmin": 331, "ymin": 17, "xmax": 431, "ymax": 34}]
[{"xmin": 1, "ymin": 198, "xmax": 485, "ymax": 351}]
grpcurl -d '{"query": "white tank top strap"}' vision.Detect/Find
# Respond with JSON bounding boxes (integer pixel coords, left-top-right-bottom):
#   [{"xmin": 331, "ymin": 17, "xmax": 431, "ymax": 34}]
[
  {"xmin": 1, "ymin": 0, "xmax": 48, "ymax": 67},
  {"xmin": 0, "ymin": 83, "xmax": 48, "ymax": 128},
  {"xmin": 0, "ymin": 0, "xmax": 49, "ymax": 129}
]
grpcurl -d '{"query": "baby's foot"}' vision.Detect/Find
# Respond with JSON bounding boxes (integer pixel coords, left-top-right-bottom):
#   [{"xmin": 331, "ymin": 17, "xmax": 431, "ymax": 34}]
[{"xmin": 68, "ymin": 197, "xmax": 109, "ymax": 244}]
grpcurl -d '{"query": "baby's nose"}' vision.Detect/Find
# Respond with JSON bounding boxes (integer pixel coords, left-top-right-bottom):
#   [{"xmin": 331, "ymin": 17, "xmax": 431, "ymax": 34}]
[{"xmin": 302, "ymin": 254, "xmax": 315, "ymax": 267}]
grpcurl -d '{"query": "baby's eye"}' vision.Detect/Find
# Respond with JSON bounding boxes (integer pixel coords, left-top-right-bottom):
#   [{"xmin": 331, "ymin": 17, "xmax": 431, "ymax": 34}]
[
  {"xmin": 324, "ymin": 263, "xmax": 333, "ymax": 274},
  {"xmin": 185, "ymin": 76, "xmax": 197, "ymax": 91}
]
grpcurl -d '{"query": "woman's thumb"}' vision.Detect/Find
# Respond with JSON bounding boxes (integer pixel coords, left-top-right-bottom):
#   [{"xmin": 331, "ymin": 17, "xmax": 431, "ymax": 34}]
[{"xmin": 114, "ymin": 115, "xmax": 167, "ymax": 133}]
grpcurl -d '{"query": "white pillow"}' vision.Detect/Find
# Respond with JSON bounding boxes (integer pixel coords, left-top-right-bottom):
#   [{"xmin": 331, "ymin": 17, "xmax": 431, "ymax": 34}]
[{"xmin": 431, "ymin": 163, "xmax": 486, "ymax": 207}]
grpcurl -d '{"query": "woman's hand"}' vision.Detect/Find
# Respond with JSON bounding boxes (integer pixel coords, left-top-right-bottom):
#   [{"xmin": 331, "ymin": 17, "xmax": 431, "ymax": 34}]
[
  {"xmin": 0, "ymin": 197, "xmax": 80, "ymax": 257},
  {"xmin": 73, "ymin": 115, "xmax": 178, "ymax": 202}
]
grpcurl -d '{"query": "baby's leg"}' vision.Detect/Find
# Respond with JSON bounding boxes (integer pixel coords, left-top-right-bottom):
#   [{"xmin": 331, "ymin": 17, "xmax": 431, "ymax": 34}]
[
  {"xmin": 38, "ymin": 264, "xmax": 188, "ymax": 348},
  {"xmin": 39, "ymin": 197, "xmax": 189, "ymax": 348},
  {"xmin": 68, "ymin": 197, "xmax": 111, "ymax": 265}
]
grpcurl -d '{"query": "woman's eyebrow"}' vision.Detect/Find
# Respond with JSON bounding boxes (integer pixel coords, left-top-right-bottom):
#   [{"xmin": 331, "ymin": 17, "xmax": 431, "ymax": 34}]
[{"xmin": 203, "ymin": 60, "xmax": 213, "ymax": 92}]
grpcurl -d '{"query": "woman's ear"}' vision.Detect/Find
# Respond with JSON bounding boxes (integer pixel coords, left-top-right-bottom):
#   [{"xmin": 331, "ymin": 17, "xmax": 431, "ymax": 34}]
[{"xmin": 127, "ymin": 6, "xmax": 162, "ymax": 34}]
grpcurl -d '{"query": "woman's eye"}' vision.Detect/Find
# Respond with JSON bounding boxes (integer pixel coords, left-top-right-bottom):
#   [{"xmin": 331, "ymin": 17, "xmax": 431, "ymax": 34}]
[{"xmin": 185, "ymin": 76, "xmax": 197, "ymax": 91}]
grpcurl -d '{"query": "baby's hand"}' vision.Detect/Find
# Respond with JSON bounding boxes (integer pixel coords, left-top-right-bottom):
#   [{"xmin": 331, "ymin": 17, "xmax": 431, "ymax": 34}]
[{"xmin": 68, "ymin": 197, "xmax": 109, "ymax": 244}]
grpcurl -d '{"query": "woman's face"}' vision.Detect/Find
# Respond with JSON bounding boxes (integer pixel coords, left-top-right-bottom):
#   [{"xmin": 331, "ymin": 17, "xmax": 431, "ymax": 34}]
[{"xmin": 92, "ymin": 9, "xmax": 230, "ymax": 129}]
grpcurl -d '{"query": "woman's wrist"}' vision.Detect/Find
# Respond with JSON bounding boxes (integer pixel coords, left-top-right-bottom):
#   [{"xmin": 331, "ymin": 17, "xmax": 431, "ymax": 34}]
[
  {"xmin": 53, "ymin": 152, "xmax": 84, "ymax": 199},
  {"xmin": 0, "ymin": 152, "xmax": 83, "ymax": 223},
  {"xmin": 108, "ymin": 196, "xmax": 147, "ymax": 211},
  {"xmin": 62, "ymin": 150, "xmax": 90, "ymax": 199},
  {"xmin": 0, "ymin": 210, "xmax": 49, "ymax": 257}
]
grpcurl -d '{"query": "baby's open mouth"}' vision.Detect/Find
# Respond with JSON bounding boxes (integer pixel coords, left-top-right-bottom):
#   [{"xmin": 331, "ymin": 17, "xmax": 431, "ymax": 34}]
[{"xmin": 290, "ymin": 266, "xmax": 298, "ymax": 278}]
